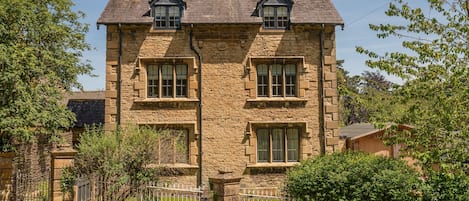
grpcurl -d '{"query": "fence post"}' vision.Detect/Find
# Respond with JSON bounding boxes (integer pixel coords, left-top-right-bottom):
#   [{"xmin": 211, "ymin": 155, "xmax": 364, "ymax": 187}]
[
  {"xmin": 208, "ymin": 171, "xmax": 242, "ymax": 201},
  {"xmin": 50, "ymin": 144, "xmax": 77, "ymax": 201}
]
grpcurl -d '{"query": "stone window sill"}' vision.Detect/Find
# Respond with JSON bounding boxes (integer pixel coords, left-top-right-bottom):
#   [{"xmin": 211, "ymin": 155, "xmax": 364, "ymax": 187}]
[
  {"xmin": 149, "ymin": 29, "xmax": 179, "ymax": 33},
  {"xmin": 246, "ymin": 162, "xmax": 299, "ymax": 168},
  {"xmin": 246, "ymin": 98, "xmax": 308, "ymax": 102},
  {"xmin": 259, "ymin": 28, "xmax": 287, "ymax": 33},
  {"xmin": 134, "ymin": 98, "xmax": 199, "ymax": 103}
]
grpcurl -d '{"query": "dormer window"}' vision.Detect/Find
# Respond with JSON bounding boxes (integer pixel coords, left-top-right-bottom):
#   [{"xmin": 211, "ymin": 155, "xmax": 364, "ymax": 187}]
[
  {"xmin": 263, "ymin": 6, "xmax": 288, "ymax": 29},
  {"xmin": 258, "ymin": 0, "xmax": 292, "ymax": 29},
  {"xmin": 150, "ymin": 0, "xmax": 184, "ymax": 29}
]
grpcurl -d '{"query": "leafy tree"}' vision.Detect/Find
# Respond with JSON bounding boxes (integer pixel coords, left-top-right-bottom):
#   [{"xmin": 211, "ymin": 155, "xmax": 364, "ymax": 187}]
[
  {"xmin": 286, "ymin": 152, "xmax": 423, "ymax": 201},
  {"xmin": 337, "ymin": 62, "xmax": 365, "ymax": 125},
  {"xmin": 357, "ymin": 0, "xmax": 469, "ymax": 173},
  {"xmin": 337, "ymin": 63, "xmax": 397, "ymax": 126},
  {"xmin": 0, "ymin": 0, "xmax": 93, "ymax": 145},
  {"xmin": 361, "ymin": 71, "xmax": 394, "ymax": 92}
]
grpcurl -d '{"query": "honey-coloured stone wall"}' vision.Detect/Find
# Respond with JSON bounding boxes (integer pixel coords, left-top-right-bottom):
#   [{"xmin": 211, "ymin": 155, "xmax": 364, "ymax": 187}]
[{"xmin": 104, "ymin": 24, "xmax": 340, "ymax": 188}]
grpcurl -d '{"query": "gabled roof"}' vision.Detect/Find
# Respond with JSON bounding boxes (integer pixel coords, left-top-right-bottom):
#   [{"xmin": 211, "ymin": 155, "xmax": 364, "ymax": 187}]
[
  {"xmin": 339, "ymin": 123, "xmax": 384, "ymax": 141},
  {"xmin": 97, "ymin": 0, "xmax": 343, "ymax": 25}
]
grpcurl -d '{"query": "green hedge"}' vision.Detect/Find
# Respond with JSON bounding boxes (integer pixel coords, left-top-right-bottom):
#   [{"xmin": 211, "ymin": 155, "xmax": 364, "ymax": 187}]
[{"xmin": 286, "ymin": 152, "xmax": 423, "ymax": 201}]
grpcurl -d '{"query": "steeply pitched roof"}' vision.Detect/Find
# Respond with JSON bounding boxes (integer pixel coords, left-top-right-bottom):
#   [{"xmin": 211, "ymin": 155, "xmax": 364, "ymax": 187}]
[
  {"xmin": 97, "ymin": 0, "xmax": 343, "ymax": 25},
  {"xmin": 65, "ymin": 91, "xmax": 105, "ymax": 127}
]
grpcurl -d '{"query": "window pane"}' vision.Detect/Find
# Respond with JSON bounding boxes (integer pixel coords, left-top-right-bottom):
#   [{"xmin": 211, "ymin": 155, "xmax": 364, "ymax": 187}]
[
  {"xmin": 264, "ymin": 6, "xmax": 275, "ymax": 17},
  {"xmin": 155, "ymin": 6, "xmax": 165, "ymax": 16},
  {"xmin": 174, "ymin": 129, "xmax": 189, "ymax": 163},
  {"xmin": 154, "ymin": 7, "xmax": 166, "ymax": 28},
  {"xmin": 159, "ymin": 129, "xmax": 189, "ymax": 164},
  {"xmin": 271, "ymin": 64, "xmax": 283, "ymax": 97},
  {"xmin": 263, "ymin": 7, "xmax": 275, "ymax": 27},
  {"xmin": 160, "ymin": 130, "xmax": 173, "ymax": 164},
  {"xmin": 277, "ymin": 7, "xmax": 288, "ymax": 28},
  {"xmin": 257, "ymin": 129, "xmax": 269, "ymax": 162},
  {"xmin": 147, "ymin": 65, "xmax": 159, "ymax": 98},
  {"xmin": 287, "ymin": 128, "xmax": 299, "ymax": 162},
  {"xmin": 272, "ymin": 128, "xmax": 284, "ymax": 162},
  {"xmin": 285, "ymin": 64, "xmax": 296, "ymax": 96},
  {"xmin": 162, "ymin": 64, "xmax": 173, "ymax": 97},
  {"xmin": 168, "ymin": 6, "xmax": 180, "ymax": 28},
  {"xmin": 175, "ymin": 64, "xmax": 187, "ymax": 97},
  {"xmin": 277, "ymin": 7, "xmax": 288, "ymax": 17},
  {"xmin": 257, "ymin": 65, "xmax": 268, "ymax": 97}
]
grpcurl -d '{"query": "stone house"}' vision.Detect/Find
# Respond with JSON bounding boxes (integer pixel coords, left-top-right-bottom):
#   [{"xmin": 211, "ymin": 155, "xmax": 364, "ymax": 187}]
[{"xmin": 98, "ymin": 0, "xmax": 343, "ymax": 187}]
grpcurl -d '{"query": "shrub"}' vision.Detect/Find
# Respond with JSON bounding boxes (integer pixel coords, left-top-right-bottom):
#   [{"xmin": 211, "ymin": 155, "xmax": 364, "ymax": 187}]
[
  {"xmin": 72, "ymin": 125, "xmax": 163, "ymax": 184},
  {"xmin": 422, "ymin": 172, "xmax": 469, "ymax": 201},
  {"xmin": 286, "ymin": 152, "xmax": 423, "ymax": 201}
]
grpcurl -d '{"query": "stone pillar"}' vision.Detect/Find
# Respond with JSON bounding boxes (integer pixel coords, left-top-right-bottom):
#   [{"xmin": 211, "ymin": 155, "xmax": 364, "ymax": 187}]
[
  {"xmin": 0, "ymin": 152, "xmax": 14, "ymax": 201},
  {"xmin": 209, "ymin": 171, "xmax": 242, "ymax": 201},
  {"xmin": 50, "ymin": 144, "xmax": 77, "ymax": 201}
]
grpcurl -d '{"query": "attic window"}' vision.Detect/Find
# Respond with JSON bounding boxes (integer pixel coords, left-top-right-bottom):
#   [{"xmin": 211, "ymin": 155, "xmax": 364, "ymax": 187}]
[
  {"xmin": 150, "ymin": 0, "xmax": 184, "ymax": 29},
  {"xmin": 258, "ymin": 0, "xmax": 291, "ymax": 29},
  {"xmin": 263, "ymin": 6, "xmax": 288, "ymax": 29}
]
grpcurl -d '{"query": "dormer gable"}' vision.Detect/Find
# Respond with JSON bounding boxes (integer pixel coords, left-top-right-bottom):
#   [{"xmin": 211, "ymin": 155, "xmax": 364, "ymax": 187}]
[
  {"xmin": 149, "ymin": 0, "xmax": 186, "ymax": 29},
  {"xmin": 256, "ymin": 0, "xmax": 293, "ymax": 29}
]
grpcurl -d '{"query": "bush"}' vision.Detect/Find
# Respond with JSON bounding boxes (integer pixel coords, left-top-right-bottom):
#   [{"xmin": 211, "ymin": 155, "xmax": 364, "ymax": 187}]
[
  {"xmin": 286, "ymin": 152, "xmax": 423, "ymax": 201},
  {"xmin": 73, "ymin": 125, "xmax": 162, "ymax": 182},
  {"xmin": 422, "ymin": 172, "xmax": 469, "ymax": 201}
]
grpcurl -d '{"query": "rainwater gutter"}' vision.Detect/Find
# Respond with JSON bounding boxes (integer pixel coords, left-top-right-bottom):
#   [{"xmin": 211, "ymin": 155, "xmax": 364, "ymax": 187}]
[
  {"xmin": 319, "ymin": 24, "xmax": 326, "ymax": 155},
  {"xmin": 189, "ymin": 24, "xmax": 203, "ymax": 187},
  {"xmin": 117, "ymin": 23, "xmax": 122, "ymax": 126}
]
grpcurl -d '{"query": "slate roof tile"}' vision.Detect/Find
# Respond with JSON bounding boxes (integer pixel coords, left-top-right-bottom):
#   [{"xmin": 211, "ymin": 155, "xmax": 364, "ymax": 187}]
[{"xmin": 98, "ymin": 0, "xmax": 343, "ymax": 25}]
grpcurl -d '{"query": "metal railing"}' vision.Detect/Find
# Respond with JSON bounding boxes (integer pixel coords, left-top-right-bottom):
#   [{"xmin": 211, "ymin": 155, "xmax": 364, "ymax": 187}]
[
  {"xmin": 76, "ymin": 175, "xmax": 202, "ymax": 201},
  {"xmin": 240, "ymin": 187, "xmax": 295, "ymax": 201},
  {"xmin": 139, "ymin": 182, "xmax": 203, "ymax": 201}
]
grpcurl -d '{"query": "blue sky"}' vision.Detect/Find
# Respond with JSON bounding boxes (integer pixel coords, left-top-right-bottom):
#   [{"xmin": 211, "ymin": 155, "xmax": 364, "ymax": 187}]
[{"xmin": 73, "ymin": 0, "xmax": 430, "ymax": 90}]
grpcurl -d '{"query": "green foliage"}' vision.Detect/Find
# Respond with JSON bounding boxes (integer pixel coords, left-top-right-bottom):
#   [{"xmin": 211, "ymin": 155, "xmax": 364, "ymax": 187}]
[
  {"xmin": 0, "ymin": 0, "xmax": 93, "ymax": 142},
  {"xmin": 73, "ymin": 125, "xmax": 163, "ymax": 184},
  {"xmin": 286, "ymin": 152, "xmax": 423, "ymax": 201},
  {"xmin": 337, "ymin": 65, "xmax": 365, "ymax": 125},
  {"xmin": 0, "ymin": 134, "xmax": 14, "ymax": 152},
  {"xmin": 60, "ymin": 166, "xmax": 76, "ymax": 194},
  {"xmin": 337, "ymin": 65, "xmax": 400, "ymax": 126},
  {"xmin": 357, "ymin": 0, "xmax": 469, "ymax": 173},
  {"xmin": 422, "ymin": 172, "xmax": 469, "ymax": 201}
]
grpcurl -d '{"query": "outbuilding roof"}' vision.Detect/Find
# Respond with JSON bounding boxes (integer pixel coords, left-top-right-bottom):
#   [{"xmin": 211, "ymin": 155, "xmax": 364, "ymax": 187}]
[
  {"xmin": 65, "ymin": 91, "xmax": 105, "ymax": 128},
  {"xmin": 339, "ymin": 123, "xmax": 383, "ymax": 140},
  {"xmin": 97, "ymin": 0, "xmax": 343, "ymax": 25}
]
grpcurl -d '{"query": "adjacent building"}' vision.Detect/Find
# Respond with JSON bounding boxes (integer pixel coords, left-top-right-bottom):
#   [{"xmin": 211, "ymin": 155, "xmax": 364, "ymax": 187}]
[
  {"xmin": 98, "ymin": 0, "xmax": 343, "ymax": 187},
  {"xmin": 65, "ymin": 91, "xmax": 105, "ymax": 146}
]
